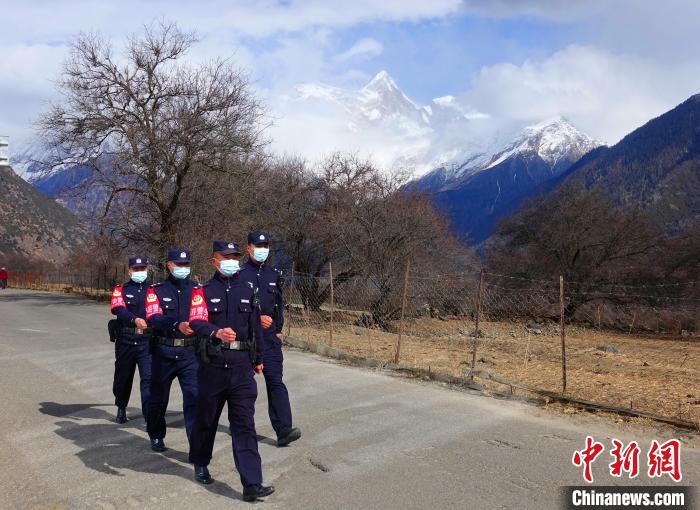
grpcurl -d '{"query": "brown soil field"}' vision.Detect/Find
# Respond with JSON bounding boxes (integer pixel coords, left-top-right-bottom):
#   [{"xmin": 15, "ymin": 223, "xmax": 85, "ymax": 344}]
[{"xmin": 288, "ymin": 312, "xmax": 700, "ymax": 427}]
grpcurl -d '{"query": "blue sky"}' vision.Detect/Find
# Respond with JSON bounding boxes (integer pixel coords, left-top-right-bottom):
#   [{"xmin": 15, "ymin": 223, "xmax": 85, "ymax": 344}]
[{"xmin": 2, "ymin": 0, "xmax": 700, "ymax": 161}]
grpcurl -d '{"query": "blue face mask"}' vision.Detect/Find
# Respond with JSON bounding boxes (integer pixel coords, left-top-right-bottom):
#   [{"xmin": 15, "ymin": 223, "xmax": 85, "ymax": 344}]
[
  {"xmin": 171, "ymin": 266, "xmax": 191, "ymax": 280},
  {"xmin": 219, "ymin": 259, "xmax": 240, "ymax": 277},
  {"xmin": 131, "ymin": 270, "xmax": 148, "ymax": 284},
  {"xmin": 253, "ymin": 247, "xmax": 269, "ymax": 263}
]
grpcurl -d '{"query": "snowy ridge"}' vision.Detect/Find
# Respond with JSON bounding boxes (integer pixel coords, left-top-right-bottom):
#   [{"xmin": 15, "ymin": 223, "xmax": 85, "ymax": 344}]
[{"xmin": 484, "ymin": 117, "xmax": 602, "ymax": 169}]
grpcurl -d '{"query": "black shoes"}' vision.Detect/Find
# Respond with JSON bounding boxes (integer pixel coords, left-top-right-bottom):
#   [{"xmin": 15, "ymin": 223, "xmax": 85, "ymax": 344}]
[
  {"xmin": 150, "ymin": 438, "xmax": 167, "ymax": 452},
  {"xmin": 277, "ymin": 427, "xmax": 302, "ymax": 447},
  {"xmin": 194, "ymin": 465, "xmax": 213, "ymax": 485},
  {"xmin": 243, "ymin": 484, "xmax": 275, "ymax": 502},
  {"xmin": 116, "ymin": 407, "xmax": 128, "ymax": 424}
]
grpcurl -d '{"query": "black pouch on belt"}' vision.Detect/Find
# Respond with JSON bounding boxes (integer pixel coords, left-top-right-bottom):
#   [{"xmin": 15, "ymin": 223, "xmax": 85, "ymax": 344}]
[{"xmin": 107, "ymin": 319, "xmax": 120, "ymax": 343}]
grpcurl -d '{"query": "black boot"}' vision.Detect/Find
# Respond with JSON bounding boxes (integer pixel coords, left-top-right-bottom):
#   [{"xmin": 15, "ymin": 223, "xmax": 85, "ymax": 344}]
[
  {"xmin": 150, "ymin": 438, "xmax": 167, "ymax": 452},
  {"xmin": 277, "ymin": 427, "xmax": 301, "ymax": 447},
  {"xmin": 243, "ymin": 484, "xmax": 275, "ymax": 502},
  {"xmin": 194, "ymin": 465, "xmax": 213, "ymax": 485},
  {"xmin": 116, "ymin": 407, "xmax": 128, "ymax": 424}
]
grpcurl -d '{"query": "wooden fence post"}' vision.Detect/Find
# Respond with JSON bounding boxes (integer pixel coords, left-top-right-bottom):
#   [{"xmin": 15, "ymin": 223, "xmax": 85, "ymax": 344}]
[
  {"xmin": 560, "ymin": 275, "xmax": 567, "ymax": 394},
  {"xmin": 329, "ymin": 261, "xmax": 334, "ymax": 347},
  {"xmin": 394, "ymin": 260, "xmax": 411, "ymax": 364},
  {"xmin": 470, "ymin": 269, "xmax": 485, "ymax": 380}
]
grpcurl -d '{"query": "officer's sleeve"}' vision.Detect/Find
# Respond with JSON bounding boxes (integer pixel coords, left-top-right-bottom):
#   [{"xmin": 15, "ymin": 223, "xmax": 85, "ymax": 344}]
[
  {"xmin": 188, "ymin": 287, "xmax": 218, "ymax": 338},
  {"xmin": 252, "ymin": 291, "xmax": 265, "ymax": 365},
  {"xmin": 275, "ymin": 272, "xmax": 285, "ymax": 334},
  {"xmin": 110, "ymin": 285, "xmax": 136, "ymax": 324}
]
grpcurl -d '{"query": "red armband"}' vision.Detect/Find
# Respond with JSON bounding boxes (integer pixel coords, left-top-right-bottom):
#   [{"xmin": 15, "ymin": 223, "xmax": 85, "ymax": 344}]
[
  {"xmin": 110, "ymin": 285, "xmax": 125, "ymax": 311},
  {"xmin": 145, "ymin": 287, "xmax": 163, "ymax": 319},
  {"xmin": 189, "ymin": 287, "xmax": 208, "ymax": 321}
]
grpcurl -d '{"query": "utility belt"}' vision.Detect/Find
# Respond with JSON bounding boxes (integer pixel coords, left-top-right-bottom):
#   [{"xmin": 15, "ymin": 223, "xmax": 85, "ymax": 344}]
[
  {"xmin": 154, "ymin": 336, "xmax": 196, "ymax": 348},
  {"xmin": 194, "ymin": 336, "xmax": 253, "ymax": 365},
  {"xmin": 121, "ymin": 326, "xmax": 152, "ymax": 335},
  {"xmin": 219, "ymin": 340, "xmax": 251, "ymax": 351}
]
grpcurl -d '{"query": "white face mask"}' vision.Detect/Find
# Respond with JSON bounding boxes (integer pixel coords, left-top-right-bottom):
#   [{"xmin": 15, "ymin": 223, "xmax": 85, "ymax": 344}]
[
  {"xmin": 171, "ymin": 266, "xmax": 191, "ymax": 280},
  {"xmin": 131, "ymin": 270, "xmax": 148, "ymax": 284},
  {"xmin": 219, "ymin": 259, "xmax": 240, "ymax": 276},
  {"xmin": 253, "ymin": 247, "xmax": 269, "ymax": 263}
]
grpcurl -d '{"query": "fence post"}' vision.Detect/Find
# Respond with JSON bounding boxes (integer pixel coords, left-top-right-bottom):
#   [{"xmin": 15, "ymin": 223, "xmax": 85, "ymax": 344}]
[
  {"xmin": 394, "ymin": 260, "xmax": 410, "ymax": 364},
  {"xmin": 560, "ymin": 275, "xmax": 567, "ymax": 394},
  {"xmin": 470, "ymin": 268, "xmax": 485, "ymax": 380},
  {"xmin": 287, "ymin": 262, "xmax": 294, "ymax": 338},
  {"xmin": 329, "ymin": 261, "xmax": 334, "ymax": 347}
]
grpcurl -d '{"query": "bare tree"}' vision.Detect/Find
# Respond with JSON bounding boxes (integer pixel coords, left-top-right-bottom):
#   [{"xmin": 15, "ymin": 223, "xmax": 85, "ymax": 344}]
[
  {"xmin": 38, "ymin": 21, "xmax": 266, "ymax": 254},
  {"xmin": 488, "ymin": 184, "xmax": 662, "ymax": 315}
]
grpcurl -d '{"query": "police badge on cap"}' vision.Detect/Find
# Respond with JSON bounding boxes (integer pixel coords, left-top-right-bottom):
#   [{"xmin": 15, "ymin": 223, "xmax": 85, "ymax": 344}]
[
  {"xmin": 247, "ymin": 231, "xmax": 270, "ymax": 245},
  {"xmin": 166, "ymin": 248, "xmax": 192, "ymax": 262},
  {"xmin": 128, "ymin": 256, "xmax": 149, "ymax": 267},
  {"xmin": 213, "ymin": 240, "xmax": 241, "ymax": 255}
]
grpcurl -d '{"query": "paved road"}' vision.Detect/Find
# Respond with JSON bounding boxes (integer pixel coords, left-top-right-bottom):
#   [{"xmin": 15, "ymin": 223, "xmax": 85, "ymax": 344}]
[{"xmin": 0, "ymin": 289, "xmax": 697, "ymax": 509}]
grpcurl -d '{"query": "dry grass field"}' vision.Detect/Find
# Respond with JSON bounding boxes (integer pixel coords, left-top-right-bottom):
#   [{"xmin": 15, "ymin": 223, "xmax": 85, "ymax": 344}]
[{"xmin": 288, "ymin": 312, "xmax": 700, "ymax": 427}]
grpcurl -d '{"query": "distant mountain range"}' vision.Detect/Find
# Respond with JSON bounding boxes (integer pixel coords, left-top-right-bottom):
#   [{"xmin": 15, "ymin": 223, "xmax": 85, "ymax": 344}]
[
  {"xmin": 0, "ymin": 164, "xmax": 85, "ymax": 263},
  {"xmin": 13, "ymin": 71, "xmax": 700, "ymax": 250},
  {"xmin": 409, "ymin": 117, "xmax": 602, "ymax": 243}
]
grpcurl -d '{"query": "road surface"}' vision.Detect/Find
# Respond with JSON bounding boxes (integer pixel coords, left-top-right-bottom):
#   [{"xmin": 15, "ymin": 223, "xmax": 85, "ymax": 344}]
[{"xmin": 0, "ymin": 289, "xmax": 697, "ymax": 509}]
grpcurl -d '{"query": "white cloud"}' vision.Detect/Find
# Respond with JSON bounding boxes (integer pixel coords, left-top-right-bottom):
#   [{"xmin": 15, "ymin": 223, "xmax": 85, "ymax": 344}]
[
  {"xmin": 334, "ymin": 38, "xmax": 384, "ymax": 62},
  {"xmin": 459, "ymin": 45, "xmax": 700, "ymax": 143}
]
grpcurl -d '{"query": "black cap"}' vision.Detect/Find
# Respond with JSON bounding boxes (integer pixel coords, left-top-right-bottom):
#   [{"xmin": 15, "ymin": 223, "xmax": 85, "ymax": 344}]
[
  {"xmin": 166, "ymin": 248, "xmax": 192, "ymax": 263},
  {"xmin": 212, "ymin": 240, "xmax": 241, "ymax": 255},
  {"xmin": 128, "ymin": 256, "xmax": 148, "ymax": 268},
  {"xmin": 247, "ymin": 231, "xmax": 270, "ymax": 245}
]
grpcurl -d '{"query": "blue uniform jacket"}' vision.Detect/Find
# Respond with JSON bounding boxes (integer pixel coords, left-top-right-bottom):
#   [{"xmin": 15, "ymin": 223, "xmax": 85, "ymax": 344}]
[
  {"xmin": 146, "ymin": 276, "xmax": 198, "ymax": 338},
  {"xmin": 110, "ymin": 280, "xmax": 151, "ymax": 341},
  {"xmin": 240, "ymin": 261, "xmax": 285, "ymax": 339},
  {"xmin": 189, "ymin": 272, "xmax": 265, "ymax": 365}
]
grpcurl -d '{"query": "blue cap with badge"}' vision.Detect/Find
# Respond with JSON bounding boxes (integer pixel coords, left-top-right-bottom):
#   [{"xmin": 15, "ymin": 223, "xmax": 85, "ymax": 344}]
[
  {"xmin": 247, "ymin": 231, "xmax": 270, "ymax": 245},
  {"xmin": 212, "ymin": 240, "xmax": 241, "ymax": 255},
  {"xmin": 166, "ymin": 248, "xmax": 192, "ymax": 263},
  {"xmin": 128, "ymin": 256, "xmax": 148, "ymax": 267}
]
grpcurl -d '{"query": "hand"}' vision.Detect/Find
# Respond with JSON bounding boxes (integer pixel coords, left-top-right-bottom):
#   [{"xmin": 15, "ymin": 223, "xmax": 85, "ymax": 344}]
[
  {"xmin": 276, "ymin": 333, "xmax": 283, "ymax": 341},
  {"xmin": 134, "ymin": 318, "xmax": 148, "ymax": 330},
  {"xmin": 178, "ymin": 321, "xmax": 194, "ymax": 336},
  {"xmin": 253, "ymin": 364, "xmax": 264, "ymax": 374},
  {"xmin": 215, "ymin": 327, "xmax": 236, "ymax": 343},
  {"xmin": 260, "ymin": 315, "xmax": 273, "ymax": 329}
]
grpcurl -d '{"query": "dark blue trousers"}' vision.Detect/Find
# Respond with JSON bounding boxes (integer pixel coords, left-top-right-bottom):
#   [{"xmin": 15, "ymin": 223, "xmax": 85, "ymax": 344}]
[
  {"xmin": 113, "ymin": 338, "xmax": 152, "ymax": 419},
  {"xmin": 189, "ymin": 350, "xmax": 262, "ymax": 488},
  {"xmin": 147, "ymin": 345, "xmax": 198, "ymax": 442},
  {"xmin": 262, "ymin": 339, "xmax": 293, "ymax": 437}
]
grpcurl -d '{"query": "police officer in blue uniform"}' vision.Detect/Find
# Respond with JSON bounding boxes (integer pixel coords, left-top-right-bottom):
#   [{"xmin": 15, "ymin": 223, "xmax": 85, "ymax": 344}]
[
  {"xmin": 241, "ymin": 231, "xmax": 301, "ymax": 447},
  {"xmin": 188, "ymin": 240, "xmax": 274, "ymax": 502},
  {"xmin": 144, "ymin": 248, "xmax": 198, "ymax": 452},
  {"xmin": 110, "ymin": 256, "xmax": 152, "ymax": 424}
]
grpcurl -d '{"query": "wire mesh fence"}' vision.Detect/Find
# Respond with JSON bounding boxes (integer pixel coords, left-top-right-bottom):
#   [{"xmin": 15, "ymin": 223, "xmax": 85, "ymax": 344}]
[{"xmin": 6, "ymin": 265, "xmax": 700, "ymax": 427}]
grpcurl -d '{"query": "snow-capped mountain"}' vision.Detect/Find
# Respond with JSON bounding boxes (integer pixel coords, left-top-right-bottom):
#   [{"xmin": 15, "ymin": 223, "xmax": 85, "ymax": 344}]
[
  {"xmin": 409, "ymin": 117, "xmax": 605, "ymax": 243},
  {"xmin": 284, "ymin": 70, "xmax": 503, "ymax": 174}
]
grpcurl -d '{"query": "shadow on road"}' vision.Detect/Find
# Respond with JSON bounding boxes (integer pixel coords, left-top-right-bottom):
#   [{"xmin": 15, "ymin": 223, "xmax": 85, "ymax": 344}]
[{"xmin": 38, "ymin": 402, "xmax": 243, "ymax": 501}]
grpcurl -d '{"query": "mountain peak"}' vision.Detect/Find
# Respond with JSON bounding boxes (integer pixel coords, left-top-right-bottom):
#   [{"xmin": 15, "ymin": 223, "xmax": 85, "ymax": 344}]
[
  {"xmin": 362, "ymin": 70, "xmax": 399, "ymax": 92},
  {"xmin": 527, "ymin": 116, "xmax": 571, "ymax": 130}
]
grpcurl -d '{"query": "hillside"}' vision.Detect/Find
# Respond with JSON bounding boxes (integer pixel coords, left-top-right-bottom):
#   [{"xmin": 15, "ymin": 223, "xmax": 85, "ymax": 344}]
[
  {"xmin": 557, "ymin": 93, "xmax": 700, "ymax": 229},
  {"xmin": 0, "ymin": 164, "xmax": 85, "ymax": 264}
]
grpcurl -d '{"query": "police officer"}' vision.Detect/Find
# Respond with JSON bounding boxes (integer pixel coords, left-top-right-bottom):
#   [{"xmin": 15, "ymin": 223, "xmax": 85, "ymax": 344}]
[
  {"xmin": 188, "ymin": 240, "xmax": 274, "ymax": 502},
  {"xmin": 110, "ymin": 256, "xmax": 152, "ymax": 424},
  {"xmin": 144, "ymin": 248, "xmax": 199, "ymax": 452},
  {"xmin": 241, "ymin": 231, "xmax": 301, "ymax": 447}
]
